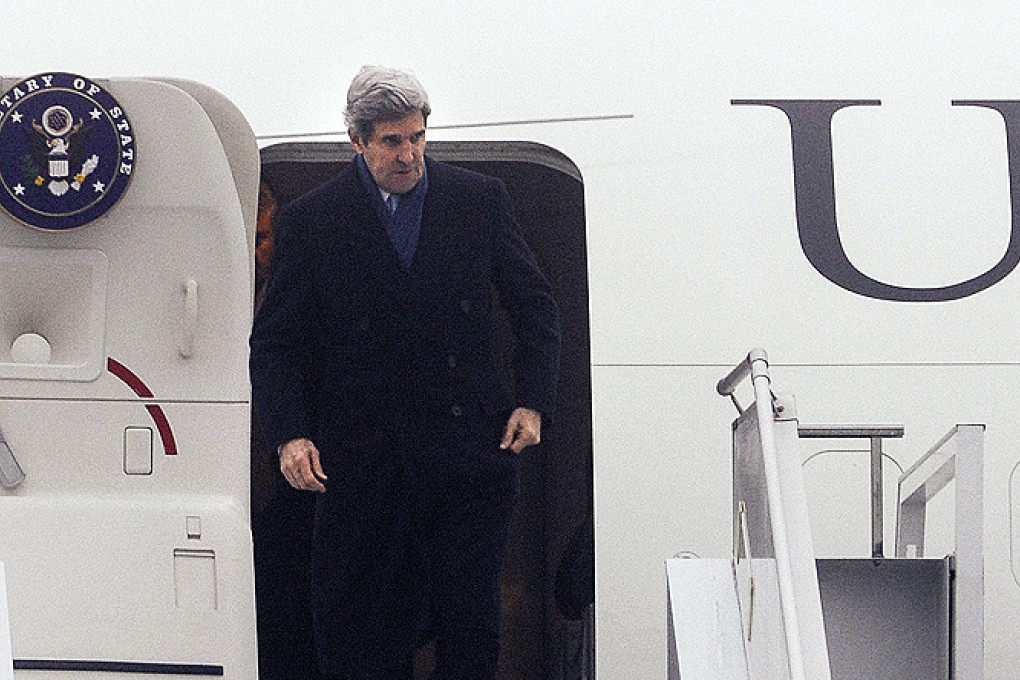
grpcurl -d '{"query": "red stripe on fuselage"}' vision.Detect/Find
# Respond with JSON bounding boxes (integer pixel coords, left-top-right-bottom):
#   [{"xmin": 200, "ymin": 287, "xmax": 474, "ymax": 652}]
[
  {"xmin": 145, "ymin": 404, "xmax": 178, "ymax": 456},
  {"xmin": 107, "ymin": 357, "xmax": 178, "ymax": 456},
  {"xmin": 106, "ymin": 357, "xmax": 154, "ymax": 398}
]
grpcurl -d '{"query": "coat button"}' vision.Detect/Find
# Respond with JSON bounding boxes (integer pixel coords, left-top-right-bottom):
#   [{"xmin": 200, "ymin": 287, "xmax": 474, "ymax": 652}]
[
  {"xmin": 447, "ymin": 354, "xmax": 458, "ymax": 368},
  {"xmin": 460, "ymin": 299, "xmax": 472, "ymax": 314},
  {"xmin": 451, "ymin": 405, "xmax": 464, "ymax": 417}
]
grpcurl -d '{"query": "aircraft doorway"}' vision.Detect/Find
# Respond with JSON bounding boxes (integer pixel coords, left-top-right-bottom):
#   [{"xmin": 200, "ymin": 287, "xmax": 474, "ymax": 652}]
[{"xmin": 254, "ymin": 141, "xmax": 593, "ymax": 680}]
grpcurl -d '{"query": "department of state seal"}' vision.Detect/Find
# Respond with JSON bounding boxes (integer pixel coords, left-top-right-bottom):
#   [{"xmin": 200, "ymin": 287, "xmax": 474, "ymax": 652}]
[{"xmin": 0, "ymin": 72, "xmax": 135, "ymax": 231}]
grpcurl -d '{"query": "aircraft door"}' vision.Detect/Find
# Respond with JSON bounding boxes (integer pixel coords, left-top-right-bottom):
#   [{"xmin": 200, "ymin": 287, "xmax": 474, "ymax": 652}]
[{"xmin": 0, "ymin": 74, "xmax": 258, "ymax": 679}]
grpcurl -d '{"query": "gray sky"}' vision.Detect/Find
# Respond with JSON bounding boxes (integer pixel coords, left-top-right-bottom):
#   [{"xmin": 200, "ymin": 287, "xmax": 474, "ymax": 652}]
[{"xmin": 3, "ymin": 1, "xmax": 623, "ymax": 141}]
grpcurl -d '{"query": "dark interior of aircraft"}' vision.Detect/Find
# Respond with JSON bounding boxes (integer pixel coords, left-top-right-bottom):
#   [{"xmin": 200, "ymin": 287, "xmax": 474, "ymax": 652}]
[{"xmin": 253, "ymin": 141, "xmax": 594, "ymax": 680}]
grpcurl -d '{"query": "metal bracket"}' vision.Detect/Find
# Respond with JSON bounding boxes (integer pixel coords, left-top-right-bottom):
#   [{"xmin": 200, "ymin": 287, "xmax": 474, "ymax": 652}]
[{"xmin": 772, "ymin": 393, "xmax": 796, "ymax": 421}]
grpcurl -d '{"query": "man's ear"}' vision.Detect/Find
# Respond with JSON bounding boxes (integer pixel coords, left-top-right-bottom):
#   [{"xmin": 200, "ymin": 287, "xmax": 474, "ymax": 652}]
[{"xmin": 349, "ymin": 129, "xmax": 366, "ymax": 153}]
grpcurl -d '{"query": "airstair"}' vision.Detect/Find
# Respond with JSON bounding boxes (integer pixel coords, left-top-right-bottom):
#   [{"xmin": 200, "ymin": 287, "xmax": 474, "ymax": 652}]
[{"xmin": 666, "ymin": 349, "xmax": 984, "ymax": 680}]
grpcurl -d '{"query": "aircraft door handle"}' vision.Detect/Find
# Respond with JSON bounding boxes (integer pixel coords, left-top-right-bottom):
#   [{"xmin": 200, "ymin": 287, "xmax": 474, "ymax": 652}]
[
  {"xmin": 179, "ymin": 278, "xmax": 199, "ymax": 358},
  {"xmin": 0, "ymin": 425, "xmax": 25, "ymax": 489}
]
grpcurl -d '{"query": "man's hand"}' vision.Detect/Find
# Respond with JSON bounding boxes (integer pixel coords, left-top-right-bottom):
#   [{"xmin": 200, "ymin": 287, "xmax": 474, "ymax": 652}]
[
  {"xmin": 279, "ymin": 437, "xmax": 327, "ymax": 492},
  {"xmin": 500, "ymin": 407, "xmax": 542, "ymax": 454}
]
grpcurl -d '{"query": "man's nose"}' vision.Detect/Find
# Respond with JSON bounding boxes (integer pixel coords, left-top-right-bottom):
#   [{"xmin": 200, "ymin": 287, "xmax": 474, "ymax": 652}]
[{"xmin": 396, "ymin": 141, "xmax": 416, "ymax": 163}]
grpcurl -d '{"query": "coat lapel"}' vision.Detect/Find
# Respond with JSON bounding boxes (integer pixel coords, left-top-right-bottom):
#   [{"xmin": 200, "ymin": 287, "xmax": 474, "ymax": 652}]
[
  {"xmin": 410, "ymin": 158, "xmax": 453, "ymax": 278},
  {"xmin": 334, "ymin": 163, "xmax": 411, "ymax": 277}
]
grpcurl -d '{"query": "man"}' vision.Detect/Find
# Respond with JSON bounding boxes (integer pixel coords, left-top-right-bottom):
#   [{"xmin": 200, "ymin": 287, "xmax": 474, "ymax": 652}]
[{"xmin": 249, "ymin": 66, "xmax": 561, "ymax": 680}]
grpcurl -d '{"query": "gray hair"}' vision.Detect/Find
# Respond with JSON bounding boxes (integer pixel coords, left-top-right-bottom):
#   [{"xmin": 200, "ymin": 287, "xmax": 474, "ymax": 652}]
[{"xmin": 344, "ymin": 66, "xmax": 431, "ymax": 142}]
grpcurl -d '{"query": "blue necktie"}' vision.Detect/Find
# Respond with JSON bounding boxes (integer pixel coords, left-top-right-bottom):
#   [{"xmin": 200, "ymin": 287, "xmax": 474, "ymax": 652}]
[{"xmin": 384, "ymin": 194, "xmax": 416, "ymax": 268}]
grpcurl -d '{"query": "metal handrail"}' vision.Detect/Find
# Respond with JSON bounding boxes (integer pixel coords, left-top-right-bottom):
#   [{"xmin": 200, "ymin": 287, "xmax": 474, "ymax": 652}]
[
  {"xmin": 717, "ymin": 347, "xmax": 768, "ymax": 414},
  {"xmin": 720, "ymin": 348, "xmax": 810, "ymax": 680},
  {"xmin": 895, "ymin": 424, "xmax": 983, "ymax": 556},
  {"xmin": 894, "ymin": 424, "xmax": 984, "ymax": 680}
]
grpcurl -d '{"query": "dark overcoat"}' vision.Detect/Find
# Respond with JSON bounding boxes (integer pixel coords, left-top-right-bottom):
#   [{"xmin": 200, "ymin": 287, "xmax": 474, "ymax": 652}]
[{"xmin": 249, "ymin": 156, "xmax": 561, "ymax": 672}]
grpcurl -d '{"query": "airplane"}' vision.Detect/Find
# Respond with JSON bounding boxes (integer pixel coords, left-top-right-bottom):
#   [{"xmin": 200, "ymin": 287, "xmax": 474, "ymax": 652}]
[{"xmin": 3, "ymin": 2, "xmax": 1020, "ymax": 679}]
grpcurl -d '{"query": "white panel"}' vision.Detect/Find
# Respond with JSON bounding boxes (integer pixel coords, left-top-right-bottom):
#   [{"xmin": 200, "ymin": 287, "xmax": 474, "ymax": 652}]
[
  {"xmin": 174, "ymin": 549, "xmax": 217, "ymax": 610},
  {"xmin": 666, "ymin": 559, "xmax": 748, "ymax": 680},
  {"xmin": 742, "ymin": 559, "xmax": 787, "ymax": 680},
  {"xmin": 123, "ymin": 427, "xmax": 153, "ymax": 476},
  {"xmin": 0, "ymin": 401, "xmax": 248, "ymax": 495}
]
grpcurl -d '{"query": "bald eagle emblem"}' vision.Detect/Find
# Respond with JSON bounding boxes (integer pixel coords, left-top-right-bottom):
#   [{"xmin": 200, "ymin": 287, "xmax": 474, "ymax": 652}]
[{"xmin": 26, "ymin": 105, "xmax": 97, "ymax": 197}]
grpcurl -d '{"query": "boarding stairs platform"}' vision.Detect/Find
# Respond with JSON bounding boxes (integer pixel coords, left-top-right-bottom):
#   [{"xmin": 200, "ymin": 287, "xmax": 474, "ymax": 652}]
[{"xmin": 666, "ymin": 349, "xmax": 983, "ymax": 680}]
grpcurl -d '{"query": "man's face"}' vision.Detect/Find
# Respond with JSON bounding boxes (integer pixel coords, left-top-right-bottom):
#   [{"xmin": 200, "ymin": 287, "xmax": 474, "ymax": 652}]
[{"xmin": 351, "ymin": 111, "xmax": 426, "ymax": 195}]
